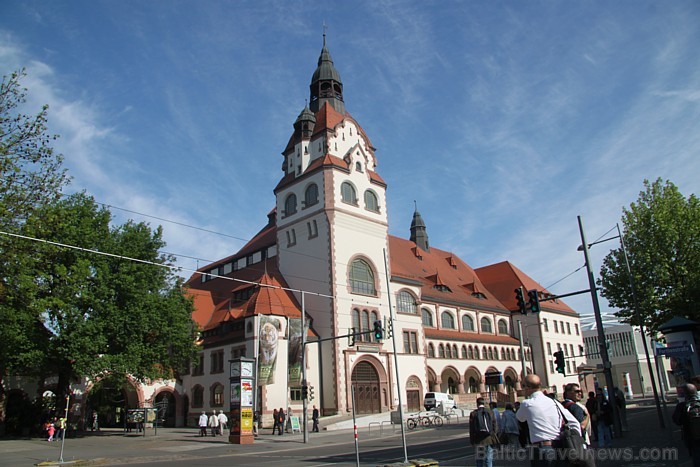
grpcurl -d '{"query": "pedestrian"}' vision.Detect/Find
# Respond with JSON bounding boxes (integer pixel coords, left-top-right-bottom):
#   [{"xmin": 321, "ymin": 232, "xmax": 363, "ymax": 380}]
[
  {"xmin": 272, "ymin": 408, "xmax": 279, "ymax": 435},
  {"xmin": 91, "ymin": 411, "xmax": 99, "ymax": 431},
  {"xmin": 277, "ymin": 407, "xmax": 285, "ymax": 436},
  {"xmin": 217, "ymin": 410, "xmax": 228, "ymax": 436},
  {"xmin": 672, "ymin": 383, "xmax": 700, "ymax": 466},
  {"xmin": 489, "ymin": 401, "xmax": 502, "ymax": 430},
  {"xmin": 516, "ymin": 374, "xmax": 581, "ymax": 467},
  {"xmin": 563, "ymin": 383, "xmax": 591, "ymax": 446},
  {"xmin": 285, "ymin": 406, "xmax": 293, "ymax": 433},
  {"xmin": 312, "ymin": 405, "xmax": 319, "ymax": 432},
  {"xmin": 47, "ymin": 420, "xmax": 56, "ymax": 441},
  {"xmin": 469, "ymin": 397, "xmax": 499, "ymax": 467},
  {"xmin": 208, "ymin": 411, "xmax": 220, "ymax": 436},
  {"xmin": 253, "ymin": 411, "xmax": 260, "ymax": 437},
  {"xmin": 499, "ymin": 403, "xmax": 520, "ymax": 448},
  {"xmin": 198, "ymin": 411, "xmax": 208, "ymax": 437},
  {"xmin": 613, "ymin": 387, "xmax": 627, "ymax": 432},
  {"xmin": 55, "ymin": 416, "xmax": 66, "ymax": 441},
  {"xmin": 594, "ymin": 388, "xmax": 613, "ymax": 447},
  {"xmin": 584, "ymin": 391, "xmax": 597, "ymax": 443}
]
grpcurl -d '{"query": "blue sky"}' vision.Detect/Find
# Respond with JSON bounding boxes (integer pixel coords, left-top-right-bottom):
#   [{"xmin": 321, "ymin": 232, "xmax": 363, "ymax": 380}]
[{"xmin": 2, "ymin": 0, "xmax": 699, "ymax": 316}]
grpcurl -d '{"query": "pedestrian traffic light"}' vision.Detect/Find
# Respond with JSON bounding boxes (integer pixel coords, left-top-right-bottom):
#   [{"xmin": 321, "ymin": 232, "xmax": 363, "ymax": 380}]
[
  {"xmin": 373, "ymin": 320, "xmax": 383, "ymax": 340},
  {"xmin": 554, "ymin": 351, "xmax": 565, "ymax": 374},
  {"xmin": 527, "ymin": 289, "xmax": 541, "ymax": 313},
  {"xmin": 514, "ymin": 287, "xmax": 526, "ymax": 314},
  {"xmin": 386, "ymin": 317, "xmax": 393, "ymax": 338},
  {"xmin": 302, "ymin": 385, "xmax": 309, "ymax": 400},
  {"xmin": 309, "ymin": 386, "xmax": 315, "ymax": 401}
]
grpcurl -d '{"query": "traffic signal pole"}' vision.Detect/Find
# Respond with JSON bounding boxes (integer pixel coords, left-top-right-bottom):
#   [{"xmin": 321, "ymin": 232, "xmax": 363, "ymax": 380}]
[{"xmin": 578, "ymin": 216, "xmax": 622, "ymax": 437}]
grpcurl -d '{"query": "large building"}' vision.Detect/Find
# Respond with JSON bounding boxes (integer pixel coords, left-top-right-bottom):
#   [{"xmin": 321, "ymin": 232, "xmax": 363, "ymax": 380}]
[
  {"xmin": 174, "ymin": 38, "xmax": 585, "ymax": 426},
  {"xmin": 3, "ymin": 39, "xmax": 587, "ymax": 429}
]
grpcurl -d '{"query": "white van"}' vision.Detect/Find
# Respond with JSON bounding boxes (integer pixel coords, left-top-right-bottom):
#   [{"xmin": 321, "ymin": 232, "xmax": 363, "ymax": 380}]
[{"xmin": 423, "ymin": 392, "xmax": 456, "ymax": 411}]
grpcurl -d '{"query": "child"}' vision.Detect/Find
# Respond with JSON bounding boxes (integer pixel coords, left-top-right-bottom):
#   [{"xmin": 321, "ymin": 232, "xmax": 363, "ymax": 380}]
[{"xmin": 47, "ymin": 421, "xmax": 55, "ymax": 441}]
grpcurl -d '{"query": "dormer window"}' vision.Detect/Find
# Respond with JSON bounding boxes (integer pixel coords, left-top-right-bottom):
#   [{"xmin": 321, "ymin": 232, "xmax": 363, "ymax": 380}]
[
  {"xmin": 434, "ymin": 284, "xmax": 452, "ymax": 293},
  {"xmin": 355, "ymin": 161, "xmax": 362, "ymax": 172}
]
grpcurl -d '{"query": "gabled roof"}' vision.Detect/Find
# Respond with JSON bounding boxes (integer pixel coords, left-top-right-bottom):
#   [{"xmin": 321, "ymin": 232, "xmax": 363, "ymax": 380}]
[
  {"xmin": 475, "ymin": 261, "xmax": 577, "ymax": 316},
  {"xmin": 388, "ymin": 235, "xmax": 510, "ymax": 314}
]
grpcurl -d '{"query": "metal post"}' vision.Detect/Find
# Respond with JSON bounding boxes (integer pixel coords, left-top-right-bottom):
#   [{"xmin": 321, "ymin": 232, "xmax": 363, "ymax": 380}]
[
  {"xmin": 351, "ymin": 385, "xmax": 359, "ymax": 467},
  {"xmin": 616, "ymin": 223, "xmax": 665, "ymax": 429},
  {"xmin": 518, "ymin": 320, "xmax": 527, "ymax": 380},
  {"xmin": 578, "ymin": 215, "xmax": 622, "ymax": 437},
  {"xmin": 58, "ymin": 392, "xmax": 70, "ymax": 463},
  {"xmin": 384, "ymin": 249, "xmax": 409, "ymax": 464},
  {"xmin": 301, "ymin": 292, "xmax": 308, "ymax": 443}
]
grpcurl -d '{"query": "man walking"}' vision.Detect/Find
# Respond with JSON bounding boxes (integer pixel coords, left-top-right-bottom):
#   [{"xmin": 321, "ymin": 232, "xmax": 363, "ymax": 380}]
[
  {"xmin": 198, "ymin": 411, "xmax": 208, "ymax": 437},
  {"xmin": 208, "ymin": 410, "xmax": 219, "ymax": 437},
  {"xmin": 277, "ymin": 407, "xmax": 285, "ymax": 436},
  {"xmin": 312, "ymin": 405, "xmax": 320, "ymax": 432},
  {"xmin": 217, "ymin": 410, "xmax": 228, "ymax": 436},
  {"xmin": 594, "ymin": 388, "xmax": 613, "ymax": 447},
  {"xmin": 469, "ymin": 397, "xmax": 499, "ymax": 467},
  {"xmin": 563, "ymin": 383, "xmax": 591, "ymax": 445},
  {"xmin": 672, "ymin": 383, "xmax": 700, "ymax": 466},
  {"xmin": 516, "ymin": 374, "xmax": 581, "ymax": 467}
]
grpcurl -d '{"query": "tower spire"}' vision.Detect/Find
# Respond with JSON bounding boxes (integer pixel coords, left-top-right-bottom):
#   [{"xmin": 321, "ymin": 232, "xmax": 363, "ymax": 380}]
[
  {"xmin": 410, "ymin": 201, "xmax": 430, "ymax": 252},
  {"xmin": 309, "ymin": 29, "xmax": 345, "ymax": 114}
]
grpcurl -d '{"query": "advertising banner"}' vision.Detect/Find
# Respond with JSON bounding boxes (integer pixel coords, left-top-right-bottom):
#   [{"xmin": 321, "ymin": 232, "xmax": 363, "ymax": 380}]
[
  {"xmin": 288, "ymin": 318, "xmax": 303, "ymax": 385},
  {"xmin": 258, "ymin": 316, "xmax": 280, "ymax": 385}
]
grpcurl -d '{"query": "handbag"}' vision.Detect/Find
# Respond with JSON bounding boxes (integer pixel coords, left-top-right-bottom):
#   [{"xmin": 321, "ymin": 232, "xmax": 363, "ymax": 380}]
[{"xmin": 554, "ymin": 400, "xmax": 596, "ymax": 467}]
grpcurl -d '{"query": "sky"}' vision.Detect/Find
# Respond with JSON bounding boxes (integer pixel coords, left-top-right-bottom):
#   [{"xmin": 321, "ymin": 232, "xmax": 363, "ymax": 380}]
[{"xmin": 2, "ymin": 0, "xmax": 699, "ymax": 317}]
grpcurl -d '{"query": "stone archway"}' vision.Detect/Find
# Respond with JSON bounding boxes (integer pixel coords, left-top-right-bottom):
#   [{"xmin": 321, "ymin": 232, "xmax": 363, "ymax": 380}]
[
  {"xmin": 405, "ymin": 375, "xmax": 423, "ymax": 412},
  {"xmin": 503, "ymin": 367, "xmax": 520, "ymax": 394},
  {"xmin": 426, "ymin": 367, "xmax": 439, "ymax": 392},
  {"xmin": 464, "ymin": 367, "xmax": 483, "ymax": 394},
  {"xmin": 154, "ymin": 389, "xmax": 178, "ymax": 427},
  {"xmin": 440, "ymin": 366, "xmax": 461, "ymax": 394},
  {"xmin": 349, "ymin": 357, "xmax": 389, "ymax": 414}
]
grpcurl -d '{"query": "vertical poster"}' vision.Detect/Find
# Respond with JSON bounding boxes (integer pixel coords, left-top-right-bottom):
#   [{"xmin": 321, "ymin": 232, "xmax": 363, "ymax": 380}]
[
  {"xmin": 287, "ymin": 318, "xmax": 303, "ymax": 385},
  {"xmin": 258, "ymin": 316, "xmax": 280, "ymax": 385}
]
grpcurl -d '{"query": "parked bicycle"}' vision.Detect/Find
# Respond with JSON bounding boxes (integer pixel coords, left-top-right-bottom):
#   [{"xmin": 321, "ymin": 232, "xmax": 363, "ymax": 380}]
[{"xmin": 406, "ymin": 412, "xmax": 443, "ymax": 430}]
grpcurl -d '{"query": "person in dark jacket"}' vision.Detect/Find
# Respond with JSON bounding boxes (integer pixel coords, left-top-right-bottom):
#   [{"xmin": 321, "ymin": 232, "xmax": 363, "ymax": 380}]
[
  {"xmin": 272, "ymin": 408, "xmax": 279, "ymax": 435},
  {"xmin": 276, "ymin": 407, "xmax": 285, "ymax": 436},
  {"xmin": 469, "ymin": 397, "xmax": 498, "ymax": 467},
  {"xmin": 312, "ymin": 405, "xmax": 319, "ymax": 432},
  {"xmin": 672, "ymin": 383, "xmax": 700, "ymax": 466},
  {"xmin": 594, "ymin": 388, "xmax": 613, "ymax": 447}
]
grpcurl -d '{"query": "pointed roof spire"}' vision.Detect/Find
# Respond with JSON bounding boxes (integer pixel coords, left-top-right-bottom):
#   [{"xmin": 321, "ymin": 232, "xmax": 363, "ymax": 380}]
[
  {"xmin": 410, "ymin": 201, "xmax": 430, "ymax": 252},
  {"xmin": 309, "ymin": 28, "xmax": 345, "ymax": 114}
]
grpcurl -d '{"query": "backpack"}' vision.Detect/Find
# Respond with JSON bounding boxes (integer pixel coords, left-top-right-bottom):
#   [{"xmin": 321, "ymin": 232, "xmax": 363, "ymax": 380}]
[
  {"xmin": 475, "ymin": 407, "xmax": 492, "ymax": 433},
  {"xmin": 686, "ymin": 400, "xmax": 700, "ymax": 440}
]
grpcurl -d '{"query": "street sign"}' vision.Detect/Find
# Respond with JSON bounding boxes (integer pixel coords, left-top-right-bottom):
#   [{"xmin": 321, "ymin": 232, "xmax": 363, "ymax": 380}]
[{"xmin": 655, "ymin": 344, "xmax": 694, "ymax": 357}]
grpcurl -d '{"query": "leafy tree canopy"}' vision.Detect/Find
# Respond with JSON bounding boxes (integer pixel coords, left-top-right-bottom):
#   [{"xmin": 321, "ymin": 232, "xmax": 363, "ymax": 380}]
[{"xmin": 598, "ymin": 178, "xmax": 700, "ymax": 334}]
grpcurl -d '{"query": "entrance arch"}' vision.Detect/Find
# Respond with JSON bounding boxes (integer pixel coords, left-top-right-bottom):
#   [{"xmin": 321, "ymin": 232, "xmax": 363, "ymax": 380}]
[
  {"xmin": 405, "ymin": 376, "xmax": 424, "ymax": 412},
  {"xmin": 154, "ymin": 390, "xmax": 177, "ymax": 427},
  {"xmin": 350, "ymin": 357, "xmax": 388, "ymax": 414}
]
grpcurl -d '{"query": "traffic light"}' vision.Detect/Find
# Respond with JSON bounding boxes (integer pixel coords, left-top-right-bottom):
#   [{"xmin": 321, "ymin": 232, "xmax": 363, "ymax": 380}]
[
  {"xmin": 514, "ymin": 287, "xmax": 526, "ymax": 314},
  {"xmin": 527, "ymin": 289, "xmax": 541, "ymax": 313},
  {"xmin": 348, "ymin": 327, "xmax": 356, "ymax": 346},
  {"xmin": 309, "ymin": 386, "xmax": 315, "ymax": 401},
  {"xmin": 302, "ymin": 384, "xmax": 309, "ymax": 400},
  {"xmin": 386, "ymin": 317, "xmax": 393, "ymax": 338},
  {"xmin": 373, "ymin": 320, "xmax": 383, "ymax": 340},
  {"xmin": 554, "ymin": 351, "xmax": 565, "ymax": 374}
]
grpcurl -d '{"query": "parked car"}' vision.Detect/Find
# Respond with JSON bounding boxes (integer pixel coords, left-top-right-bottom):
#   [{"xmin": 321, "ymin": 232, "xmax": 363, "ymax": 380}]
[{"xmin": 423, "ymin": 392, "xmax": 456, "ymax": 411}]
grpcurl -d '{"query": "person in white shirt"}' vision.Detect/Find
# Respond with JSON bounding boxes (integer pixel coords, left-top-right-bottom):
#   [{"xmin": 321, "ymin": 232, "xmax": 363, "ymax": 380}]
[
  {"xmin": 516, "ymin": 374, "xmax": 581, "ymax": 467},
  {"xmin": 217, "ymin": 410, "xmax": 228, "ymax": 436},
  {"xmin": 208, "ymin": 411, "xmax": 220, "ymax": 437},
  {"xmin": 198, "ymin": 412, "xmax": 208, "ymax": 437}
]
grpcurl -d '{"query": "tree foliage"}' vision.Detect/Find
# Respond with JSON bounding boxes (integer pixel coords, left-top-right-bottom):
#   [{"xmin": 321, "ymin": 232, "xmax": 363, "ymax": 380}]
[{"xmin": 598, "ymin": 178, "xmax": 700, "ymax": 334}]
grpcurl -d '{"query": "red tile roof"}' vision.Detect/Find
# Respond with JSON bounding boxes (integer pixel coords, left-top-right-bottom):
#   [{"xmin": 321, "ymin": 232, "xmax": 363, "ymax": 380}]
[
  {"xmin": 475, "ymin": 261, "xmax": 577, "ymax": 316},
  {"xmin": 424, "ymin": 327, "xmax": 520, "ymax": 345},
  {"xmin": 388, "ymin": 236, "xmax": 510, "ymax": 314}
]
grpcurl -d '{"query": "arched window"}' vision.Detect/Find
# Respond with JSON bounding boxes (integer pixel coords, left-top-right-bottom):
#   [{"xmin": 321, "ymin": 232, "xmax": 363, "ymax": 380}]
[
  {"xmin": 192, "ymin": 385, "xmax": 204, "ymax": 407},
  {"xmin": 211, "ymin": 384, "xmax": 224, "ymax": 407},
  {"xmin": 341, "ymin": 181, "xmax": 357, "ymax": 204},
  {"xmin": 462, "ymin": 315, "xmax": 475, "ymax": 331},
  {"xmin": 488, "ymin": 348, "xmax": 494, "ymax": 360},
  {"xmin": 501, "ymin": 348, "xmax": 507, "ymax": 360},
  {"xmin": 350, "ymin": 259, "xmax": 376, "ymax": 295},
  {"xmin": 284, "ymin": 193, "xmax": 297, "ymax": 216},
  {"xmin": 421, "ymin": 308, "xmax": 434, "ymax": 327},
  {"xmin": 441, "ymin": 311, "xmax": 455, "ymax": 329},
  {"xmin": 474, "ymin": 347, "xmax": 480, "ymax": 359},
  {"xmin": 362, "ymin": 310, "xmax": 370, "ymax": 342},
  {"xmin": 352, "ymin": 308, "xmax": 361, "ymax": 340},
  {"xmin": 445, "ymin": 345, "xmax": 451, "ymax": 358},
  {"xmin": 497, "ymin": 319, "xmax": 508, "ymax": 335},
  {"xmin": 371, "ymin": 311, "xmax": 379, "ymax": 342},
  {"xmin": 305, "ymin": 183, "xmax": 319, "ymax": 207},
  {"xmin": 453, "ymin": 345, "xmax": 458, "ymax": 357},
  {"xmin": 482, "ymin": 346, "xmax": 488, "ymax": 359},
  {"xmin": 467, "ymin": 346, "xmax": 474, "ymax": 359},
  {"xmin": 364, "ymin": 190, "xmax": 379, "ymax": 212},
  {"xmin": 480, "ymin": 317, "xmax": 493, "ymax": 333},
  {"xmin": 462, "ymin": 345, "xmax": 468, "ymax": 359},
  {"xmin": 448, "ymin": 377, "xmax": 458, "ymax": 394},
  {"xmin": 469, "ymin": 377, "xmax": 479, "ymax": 393},
  {"xmin": 397, "ymin": 291, "xmax": 417, "ymax": 314},
  {"xmin": 428, "ymin": 343, "xmax": 435, "ymax": 358},
  {"xmin": 438, "ymin": 344, "xmax": 445, "ymax": 358}
]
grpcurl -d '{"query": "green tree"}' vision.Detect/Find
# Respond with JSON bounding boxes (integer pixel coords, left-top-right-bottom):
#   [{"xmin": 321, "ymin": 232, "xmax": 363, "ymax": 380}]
[
  {"xmin": 0, "ymin": 69, "xmax": 70, "ymax": 433},
  {"xmin": 599, "ymin": 178, "xmax": 700, "ymax": 334},
  {"xmin": 21, "ymin": 193, "xmax": 198, "ymax": 400}
]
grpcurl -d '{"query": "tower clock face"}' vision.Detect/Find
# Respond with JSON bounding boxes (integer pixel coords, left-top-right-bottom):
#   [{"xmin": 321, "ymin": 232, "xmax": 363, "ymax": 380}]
[
  {"xmin": 241, "ymin": 361, "xmax": 253, "ymax": 377},
  {"xmin": 230, "ymin": 362, "xmax": 240, "ymax": 378}
]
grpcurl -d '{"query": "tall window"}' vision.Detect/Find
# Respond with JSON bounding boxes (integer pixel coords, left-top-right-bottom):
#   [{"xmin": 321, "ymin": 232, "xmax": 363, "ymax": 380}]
[
  {"xmin": 192, "ymin": 385, "xmax": 204, "ymax": 407},
  {"xmin": 462, "ymin": 315, "xmax": 475, "ymax": 331},
  {"xmin": 341, "ymin": 181, "xmax": 357, "ymax": 204},
  {"xmin": 210, "ymin": 350, "xmax": 224, "ymax": 374},
  {"xmin": 364, "ymin": 190, "xmax": 379, "ymax": 212},
  {"xmin": 497, "ymin": 319, "xmax": 508, "ymax": 334},
  {"xmin": 212, "ymin": 384, "xmax": 224, "ymax": 407},
  {"xmin": 480, "ymin": 317, "xmax": 493, "ymax": 333},
  {"xmin": 543, "ymin": 319, "xmax": 549, "ymax": 332},
  {"xmin": 192, "ymin": 353, "xmax": 204, "ymax": 376},
  {"xmin": 421, "ymin": 308, "xmax": 434, "ymax": 326},
  {"xmin": 566, "ymin": 322, "xmax": 572, "ymax": 334},
  {"xmin": 284, "ymin": 193, "xmax": 297, "ymax": 216},
  {"xmin": 352, "ymin": 308, "xmax": 371, "ymax": 343},
  {"xmin": 350, "ymin": 259, "xmax": 375, "ymax": 295},
  {"xmin": 547, "ymin": 342, "xmax": 552, "ymax": 355},
  {"xmin": 438, "ymin": 344, "xmax": 445, "ymax": 358},
  {"xmin": 428, "ymin": 343, "xmax": 435, "ymax": 358},
  {"xmin": 305, "ymin": 183, "xmax": 319, "ymax": 207},
  {"xmin": 441, "ymin": 311, "xmax": 455, "ymax": 329},
  {"xmin": 403, "ymin": 331, "xmax": 418, "ymax": 354},
  {"xmin": 397, "ymin": 291, "xmax": 417, "ymax": 314},
  {"xmin": 462, "ymin": 345, "xmax": 468, "ymax": 359}
]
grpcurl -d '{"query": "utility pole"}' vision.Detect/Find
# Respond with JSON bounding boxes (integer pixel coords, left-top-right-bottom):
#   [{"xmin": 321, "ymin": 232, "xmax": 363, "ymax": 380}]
[
  {"xmin": 518, "ymin": 320, "xmax": 527, "ymax": 380},
  {"xmin": 578, "ymin": 216, "xmax": 622, "ymax": 437}
]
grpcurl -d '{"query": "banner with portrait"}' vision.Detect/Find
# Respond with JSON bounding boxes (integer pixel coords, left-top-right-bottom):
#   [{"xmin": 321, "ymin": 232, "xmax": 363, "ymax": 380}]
[
  {"xmin": 257, "ymin": 316, "xmax": 280, "ymax": 385},
  {"xmin": 287, "ymin": 318, "xmax": 303, "ymax": 385}
]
